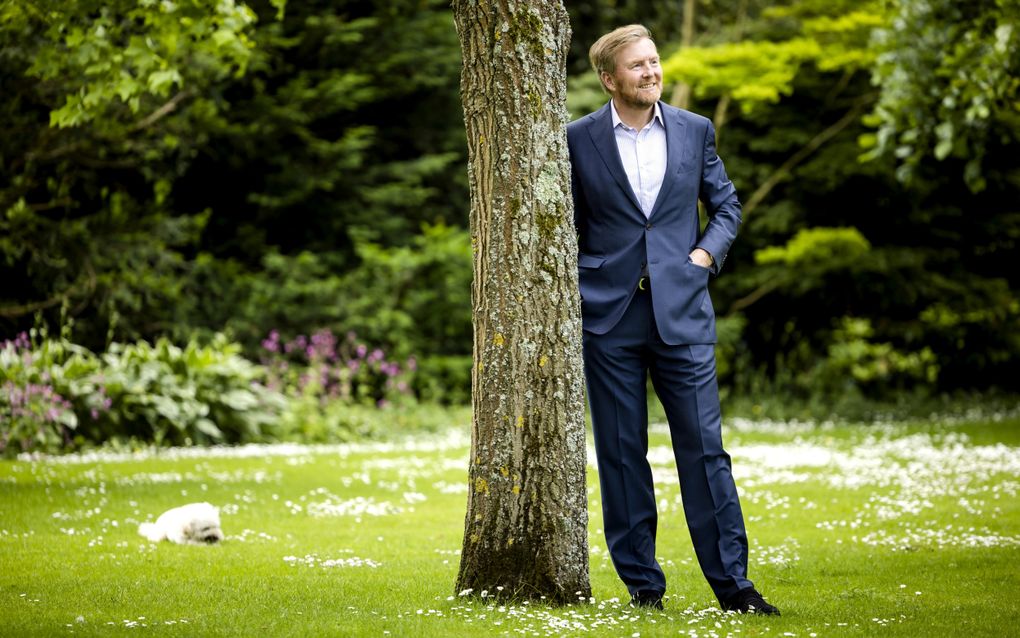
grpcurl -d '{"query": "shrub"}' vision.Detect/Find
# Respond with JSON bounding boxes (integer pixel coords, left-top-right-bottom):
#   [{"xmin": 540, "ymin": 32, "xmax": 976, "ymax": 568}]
[
  {"xmin": 412, "ymin": 355, "xmax": 472, "ymax": 405},
  {"xmin": 95, "ymin": 335, "xmax": 287, "ymax": 447},
  {"xmin": 1, "ymin": 332, "xmax": 286, "ymax": 456},
  {"xmin": 808, "ymin": 317, "xmax": 939, "ymax": 398},
  {"xmin": 0, "ymin": 331, "xmax": 107, "ymax": 455},
  {"xmin": 260, "ymin": 329, "xmax": 415, "ymax": 407}
]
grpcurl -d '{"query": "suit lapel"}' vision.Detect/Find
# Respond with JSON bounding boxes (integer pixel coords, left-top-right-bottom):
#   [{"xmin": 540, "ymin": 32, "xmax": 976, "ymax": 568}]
[
  {"xmin": 647, "ymin": 105, "xmax": 687, "ymax": 221},
  {"xmin": 585, "ymin": 104, "xmax": 643, "ymax": 216}
]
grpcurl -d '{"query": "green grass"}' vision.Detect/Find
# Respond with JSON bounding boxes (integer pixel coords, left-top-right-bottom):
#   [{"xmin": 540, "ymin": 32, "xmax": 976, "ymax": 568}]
[{"xmin": 2, "ymin": 413, "xmax": 1018, "ymax": 637}]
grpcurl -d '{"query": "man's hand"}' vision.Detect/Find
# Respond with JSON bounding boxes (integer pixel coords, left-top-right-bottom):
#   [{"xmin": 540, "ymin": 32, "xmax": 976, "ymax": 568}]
[{"xmin": 689, "ymin": 247, "xmax": 714, "ymax": 269}]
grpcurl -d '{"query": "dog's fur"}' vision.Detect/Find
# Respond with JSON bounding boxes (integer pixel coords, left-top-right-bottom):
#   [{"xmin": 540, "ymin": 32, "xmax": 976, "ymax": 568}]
[{"xmin": 138, "ymin": 502, "xmax": 224, "ymax": 545}]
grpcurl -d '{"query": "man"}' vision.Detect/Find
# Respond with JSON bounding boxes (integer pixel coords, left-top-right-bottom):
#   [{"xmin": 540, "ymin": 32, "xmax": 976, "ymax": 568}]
[{"xmin": 566, "ymin": 24, "xmax": 778, "ymax": 615}]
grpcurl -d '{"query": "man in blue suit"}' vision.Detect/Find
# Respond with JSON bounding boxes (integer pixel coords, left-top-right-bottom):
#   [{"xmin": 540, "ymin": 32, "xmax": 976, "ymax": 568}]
[{"xmin": 567, "ymin": 24, "xmax": 778, "ymax": 615}]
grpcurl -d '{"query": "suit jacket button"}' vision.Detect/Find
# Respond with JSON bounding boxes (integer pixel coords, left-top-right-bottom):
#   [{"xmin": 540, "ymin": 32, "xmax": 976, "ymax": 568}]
[{"xmin": 645, "ymin": 223, "xmax": 652, "ymax": 230}]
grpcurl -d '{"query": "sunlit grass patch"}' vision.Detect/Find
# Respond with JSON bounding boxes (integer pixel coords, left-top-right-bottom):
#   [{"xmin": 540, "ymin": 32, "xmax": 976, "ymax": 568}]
[{"xmin": 1, "ymin": 415, "xmax": 1018, "ymax": 637}]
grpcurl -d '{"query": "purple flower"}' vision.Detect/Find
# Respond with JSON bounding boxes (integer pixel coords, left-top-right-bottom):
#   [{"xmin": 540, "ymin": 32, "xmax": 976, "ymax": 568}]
[{"xmin": 8, "ymin": 331, "xmax": 31, "ymax": 351}]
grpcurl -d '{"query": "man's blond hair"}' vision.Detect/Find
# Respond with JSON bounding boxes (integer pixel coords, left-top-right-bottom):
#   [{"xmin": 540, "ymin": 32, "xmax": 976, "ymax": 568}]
[{"xmin": 588, "ymin": 24, "xmax": 654, "ymax": 92}]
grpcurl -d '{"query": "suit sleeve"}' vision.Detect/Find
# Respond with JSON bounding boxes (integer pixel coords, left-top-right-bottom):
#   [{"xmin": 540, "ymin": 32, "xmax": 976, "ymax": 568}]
[
  {"xmin": 695, "ymin": 120, "xmax": 742, "ymax": 275},
  {"xmin": 567, "ymin": 132, "xmax": 588, "ymax": 241}
]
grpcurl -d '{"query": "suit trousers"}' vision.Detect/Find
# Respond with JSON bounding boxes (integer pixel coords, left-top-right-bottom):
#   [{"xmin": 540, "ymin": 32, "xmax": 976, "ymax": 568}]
[{"xmin": 582, "ymin": 289, "xmax": 753, "ymax": 601}]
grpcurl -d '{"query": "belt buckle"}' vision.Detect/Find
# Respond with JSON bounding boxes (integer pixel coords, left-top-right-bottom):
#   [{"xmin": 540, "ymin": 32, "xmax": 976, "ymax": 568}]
[{"xmin": 637, "ymin": 276, "xmax": 649, "ymax": 292}]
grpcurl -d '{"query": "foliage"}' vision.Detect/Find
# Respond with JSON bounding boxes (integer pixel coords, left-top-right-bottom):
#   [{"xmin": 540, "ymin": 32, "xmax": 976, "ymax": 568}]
[
  {"xmin": 755, "ymin": 226, "xmax": 870, "ymax": 268},
  {"xmin": 0, "ymin": 325, "xmax": 449, "ymax": 455},
  {"xmin": 660, "ymin": 0, "xmax": 885, "ymax": 113},
  {"xmin": 259, "ymin": 329, "xmax": 415, "ymax": 407},
  {"xmin": 413, "ymin": 355, "xmax": 473, "ymax": 406},
  {"xmin": 810, "ymin": 317, "xmax": 939, "ymax": 395},
  {"xmin": 0, "ymin": 329, "xmax": 287, "ymax": 456},
  {"xmin": 0, "ymin": 0, "xmax": 467, "ymax": 355},
  {"xmin": 663, "ymin": 38, "xmax": 822, "ymax": 111},
  {"xmin": 764, "ymin": 1, "xmax": 886, "ymax": 71},
  {"xmin": 862, "ymin": 0, "xmax": 1020, "ymax": 191},
  {"xmin": 96, "ymin": 335, "xmax": 286, "ymax": 447},
  {"xmin": 335, "ymin": 223, "xmax": 472, "ymax": 359},
  {"xmin": 19, "ymin": 0, "xmax": 260, "ymax": 129},
  {"xmin": 207, "ymin": 223, "xmax": 472, "ymax": 372},
  {"xmin": 654, "ymin": 0, "xmax": 1020, "ymax": 399},
  {"xmin": 0, "ymin": 0, "xmax": 274, "ymax": 346},
  {"xmin": 0, "ymin": 332, "xmax": 89, "ymax": 455},
  {"xmin": 2, "ymin": 0, "xmax": 1018, "ymax": 410}
]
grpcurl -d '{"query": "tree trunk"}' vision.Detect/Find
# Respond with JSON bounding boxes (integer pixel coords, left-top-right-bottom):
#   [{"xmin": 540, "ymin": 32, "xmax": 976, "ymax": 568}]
[
  {"xmin": 669, "ymin": 0, "xmax": 697, "ymax": 109},
  {"xmin": 451, "ymin": 0, "xmax": 590, "ymax": 603}
]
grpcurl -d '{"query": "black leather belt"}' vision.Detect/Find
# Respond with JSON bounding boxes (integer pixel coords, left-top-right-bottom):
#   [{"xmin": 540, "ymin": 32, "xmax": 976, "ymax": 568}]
[{"xmin": 637, "ymin": 276, "xmax": 650, "ymax": 292}]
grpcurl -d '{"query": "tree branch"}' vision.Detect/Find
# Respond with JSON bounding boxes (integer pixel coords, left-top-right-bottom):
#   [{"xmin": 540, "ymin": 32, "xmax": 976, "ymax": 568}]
[
  {"xmin": 0, "ymin": 293, "xmax": 69, "ymax": 318},
  {"xmin": 131, "ymin": 88, "xmax": 196, "ymax": 132},
  {"xmin": 713, "ymin": 93, "xmax": 731, "ymax": 143},
  {"xmin": 0, "ymin": 264, "xmax": 96, "ymax": 318},
  {"xmin": 743, "ymin": 93, "xmax": 877, "ymax": 217},
  {"xmin": 727, "ymin": 280, "xmax": 779, "ymax": 315}
]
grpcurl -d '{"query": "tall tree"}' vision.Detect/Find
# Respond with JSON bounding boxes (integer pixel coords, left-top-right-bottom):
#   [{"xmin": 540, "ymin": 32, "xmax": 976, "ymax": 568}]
[{"xmin": 451, "ymin": 0, "xmax": 590, "ymax": 602}]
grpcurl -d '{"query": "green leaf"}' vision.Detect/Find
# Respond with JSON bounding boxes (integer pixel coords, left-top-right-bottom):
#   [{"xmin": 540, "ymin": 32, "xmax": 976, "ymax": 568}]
[
  {"xmin": 147, "ymin": 69, "xmax": 181, "ymax": 94},
  {"xmin": 211, "ymin": 29, "xmax": 237, "ymax": 49},
  {"xmin": 219, "ymin": 390, "xmax": 259, "ymax": 411},
  {"xmin": 195, "ymin": 418, "xmax": 224, "ymax": 440}
]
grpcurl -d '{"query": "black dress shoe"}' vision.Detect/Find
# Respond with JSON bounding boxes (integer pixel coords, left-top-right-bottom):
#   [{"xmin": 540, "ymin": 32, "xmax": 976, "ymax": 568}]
[
  {"xmin": 630, "ymin": 590, "xmax": 664, "ymax": 610},
  {"xmin": 720, "ymin": 587, "xmax": 780, "ymax": 615}
]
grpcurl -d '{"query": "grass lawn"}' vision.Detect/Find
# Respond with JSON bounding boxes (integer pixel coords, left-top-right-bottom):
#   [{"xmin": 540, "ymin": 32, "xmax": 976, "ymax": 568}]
[{"xmin": 1, "ymin": 412, "xmax": 1018, "ymax": 637}]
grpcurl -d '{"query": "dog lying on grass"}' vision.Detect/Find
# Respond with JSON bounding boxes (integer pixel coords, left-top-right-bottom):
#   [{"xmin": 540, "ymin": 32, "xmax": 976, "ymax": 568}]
[{"xmin": 138, "ymin": 502, "xmax": 224, "ymax": 545}]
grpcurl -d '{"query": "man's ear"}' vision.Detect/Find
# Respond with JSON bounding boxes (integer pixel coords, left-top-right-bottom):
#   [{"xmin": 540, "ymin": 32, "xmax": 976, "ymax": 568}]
[{"xmin": 600, "ymin": 71, "xmax": 616, "ymax": 93}]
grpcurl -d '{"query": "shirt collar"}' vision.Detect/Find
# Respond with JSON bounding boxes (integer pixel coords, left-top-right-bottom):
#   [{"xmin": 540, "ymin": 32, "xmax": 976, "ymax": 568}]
[{"xmin": 610, "ymin": 99, "xmax": 664, "ymax": 131}]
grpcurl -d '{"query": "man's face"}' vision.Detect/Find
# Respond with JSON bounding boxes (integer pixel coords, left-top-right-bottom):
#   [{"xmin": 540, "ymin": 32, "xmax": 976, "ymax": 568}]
[{"xmin": 602, "ymin": 38, "xmax": 662, "ymax": 110}]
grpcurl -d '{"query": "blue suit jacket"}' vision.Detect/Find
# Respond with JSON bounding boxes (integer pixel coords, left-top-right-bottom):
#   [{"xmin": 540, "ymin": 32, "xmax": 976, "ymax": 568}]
[{"xmin": 567, "ymin": 101, "xmax": 742, "ymax": 345}]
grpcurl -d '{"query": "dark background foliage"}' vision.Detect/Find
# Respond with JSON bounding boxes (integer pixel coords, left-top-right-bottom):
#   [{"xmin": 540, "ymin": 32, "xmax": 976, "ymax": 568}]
[{"xmin": 2, "ymin": 0, "xmax": 1017, "ymax": 409}]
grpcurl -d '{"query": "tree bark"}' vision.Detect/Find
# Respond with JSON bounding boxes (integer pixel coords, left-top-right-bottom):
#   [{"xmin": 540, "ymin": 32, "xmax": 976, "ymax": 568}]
[{"xmin": 451, "ymin": 0, "xmax": 590, "ymax": 603}]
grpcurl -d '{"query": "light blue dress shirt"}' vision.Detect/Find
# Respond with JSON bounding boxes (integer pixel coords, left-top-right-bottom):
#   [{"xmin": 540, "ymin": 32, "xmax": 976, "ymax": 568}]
[{"xmin": 610, "ymin": 100, "xmax": 667, "ymax": 219}]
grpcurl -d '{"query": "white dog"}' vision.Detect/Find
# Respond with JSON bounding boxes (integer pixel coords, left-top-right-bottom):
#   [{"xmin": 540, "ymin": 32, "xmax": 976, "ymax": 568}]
[{"xmin": 138, "ymin": 502, "xmax": 224, "ymax": 545}]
